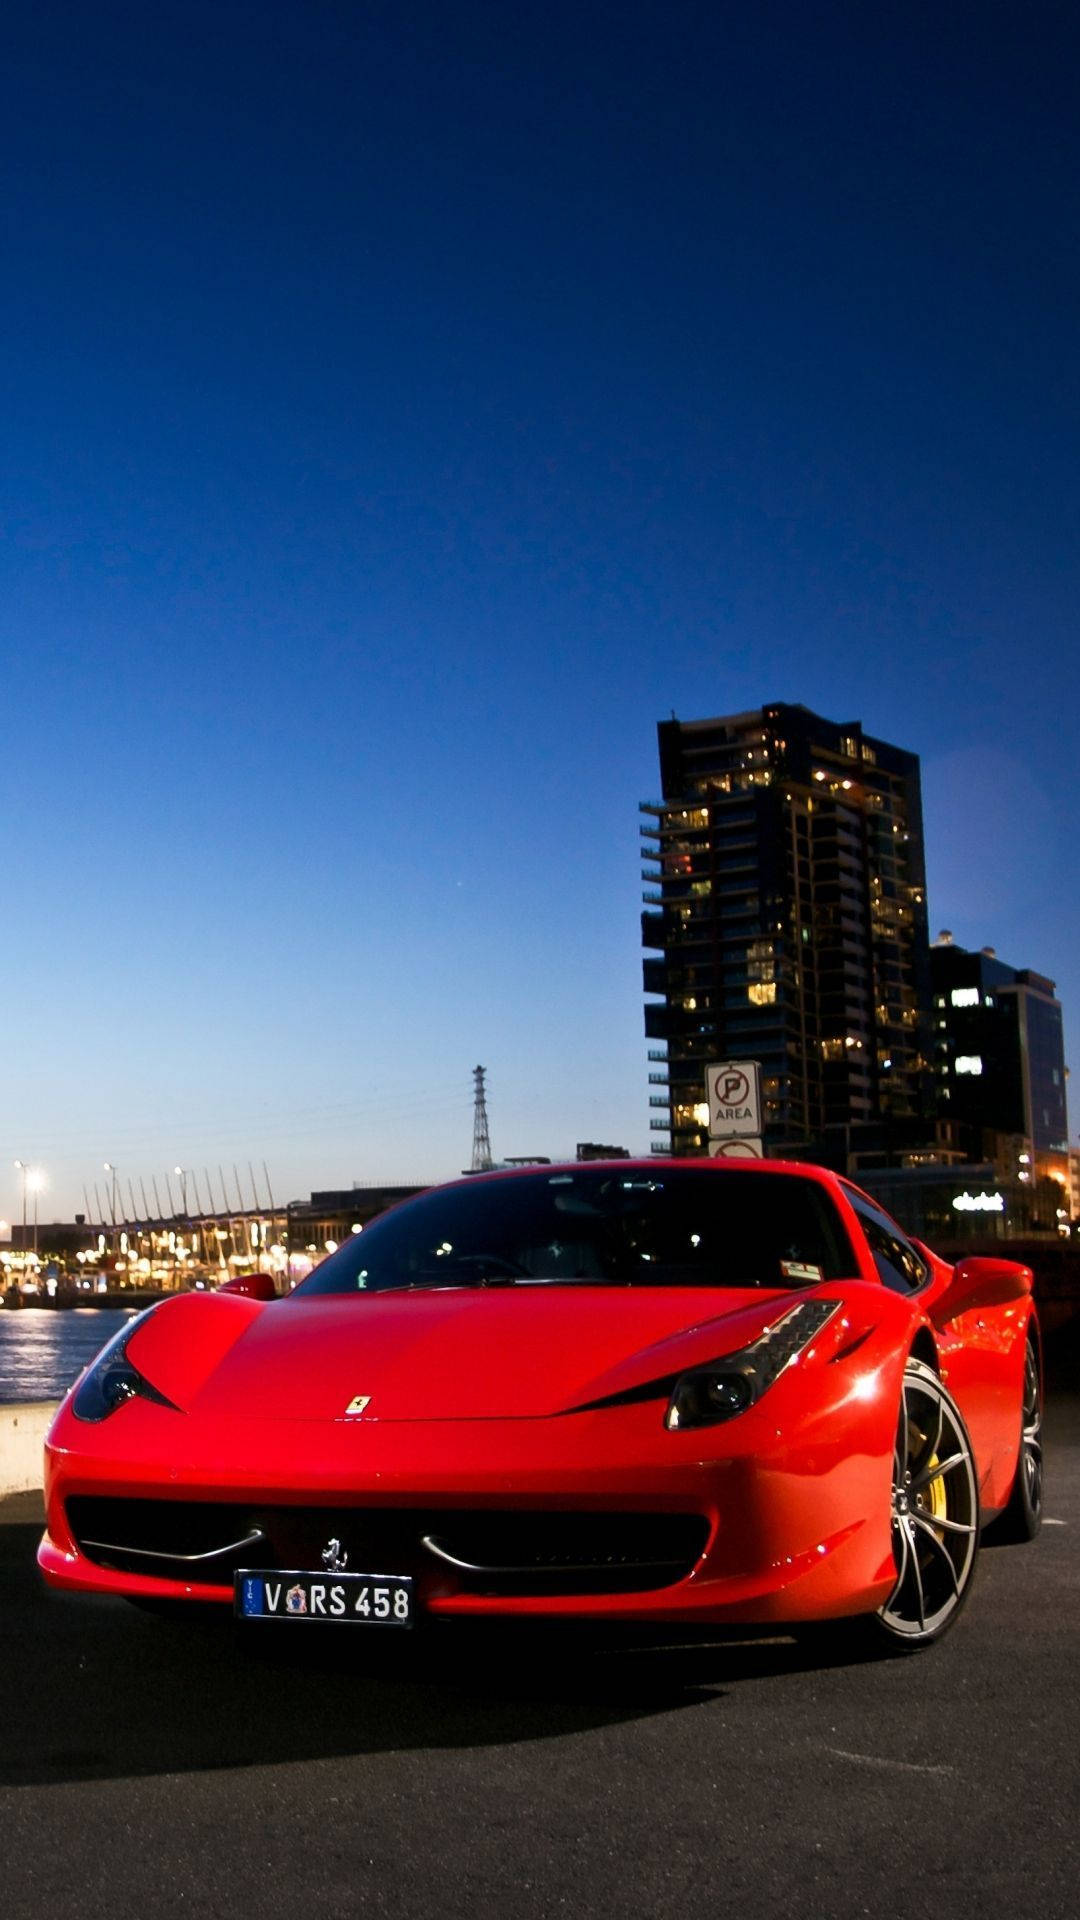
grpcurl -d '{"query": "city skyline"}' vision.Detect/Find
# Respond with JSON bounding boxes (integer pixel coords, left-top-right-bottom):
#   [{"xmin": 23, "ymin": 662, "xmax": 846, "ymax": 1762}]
[
  {"xmin": 7, "ymin": 687, "xmax": 1073, "ymax": 1227},
  {"xmin": 3, "ymin": 3, "xmax": 1078, "ymax": 1220}
]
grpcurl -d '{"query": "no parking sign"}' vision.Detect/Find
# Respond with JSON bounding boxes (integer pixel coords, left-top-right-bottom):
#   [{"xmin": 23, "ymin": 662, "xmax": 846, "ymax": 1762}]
[{"xmin": 706, "ymin": 1059, "xmax": 762, "ymax": 1143}]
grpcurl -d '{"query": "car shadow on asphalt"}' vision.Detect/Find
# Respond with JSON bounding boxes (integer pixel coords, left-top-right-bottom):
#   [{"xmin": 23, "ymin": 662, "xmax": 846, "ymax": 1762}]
[{"xmin": 1, "ymin": 1514, "xmax": 888, "ymax": 1789}]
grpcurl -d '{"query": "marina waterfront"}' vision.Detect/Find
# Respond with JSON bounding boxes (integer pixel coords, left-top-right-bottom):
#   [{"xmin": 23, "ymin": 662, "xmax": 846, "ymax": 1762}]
[{"xmin": 0, "ymin": 1307, "xmax": 142, "ymax": 1404}]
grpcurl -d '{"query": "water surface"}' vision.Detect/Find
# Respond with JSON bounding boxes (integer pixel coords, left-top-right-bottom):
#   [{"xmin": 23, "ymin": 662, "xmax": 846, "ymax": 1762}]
[{"xmin": 0, "ymin": 1308, "xmax": 142, "ymax": 1404}]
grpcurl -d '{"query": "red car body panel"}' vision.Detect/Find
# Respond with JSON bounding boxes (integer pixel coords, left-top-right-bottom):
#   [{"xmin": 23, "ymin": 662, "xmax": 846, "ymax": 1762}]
[{"xmin": 38, "ymin": 1160, "xmax": 1037, "ymax": 1629}]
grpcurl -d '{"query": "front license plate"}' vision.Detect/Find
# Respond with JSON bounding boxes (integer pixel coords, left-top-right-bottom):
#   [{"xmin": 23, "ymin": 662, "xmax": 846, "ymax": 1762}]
[{"xmin": 235, "ymin": 1569, "xmax": 414, "ymax": 1627}]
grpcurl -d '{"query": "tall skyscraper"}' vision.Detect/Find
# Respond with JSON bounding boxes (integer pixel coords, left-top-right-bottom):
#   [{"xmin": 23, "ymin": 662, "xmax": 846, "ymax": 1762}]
[
  {"xmin": 930, "ymin": 934, "xmax": 1069, "ymax": 1171},
  {"xmin": 641, "ymin": 703, "xmax": 933, "ymax": 1156}
]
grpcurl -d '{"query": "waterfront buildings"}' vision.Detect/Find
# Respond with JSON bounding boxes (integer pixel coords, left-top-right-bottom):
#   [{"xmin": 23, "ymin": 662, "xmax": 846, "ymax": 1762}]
[
  {"xmin": 641, "ymin": 703, "xmax": 933, "ymax": 1157},
  {"xmin": 2, "ymin": 1184, "xmax": 429, "ymax": 1293}
]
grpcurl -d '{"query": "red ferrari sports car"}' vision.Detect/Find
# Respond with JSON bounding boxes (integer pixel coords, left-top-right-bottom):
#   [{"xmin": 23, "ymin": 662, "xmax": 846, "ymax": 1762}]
[{"xmin": 39, "ymin": 1160, "xmax": 1043, "ymax": 1650}]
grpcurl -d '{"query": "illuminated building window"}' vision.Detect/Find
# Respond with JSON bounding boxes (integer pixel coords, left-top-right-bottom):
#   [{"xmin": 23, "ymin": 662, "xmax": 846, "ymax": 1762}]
[
  {"xmin": 950, "ymin": 987, "xmax": 980, "ymax": 1008},
  {"xmin": 954, "ymin": 1055, "xmax": 983, "ymax": 1075},
  {"xmin": 746, "ymin": 938, "xmax": 777, "ymax": 1005}
]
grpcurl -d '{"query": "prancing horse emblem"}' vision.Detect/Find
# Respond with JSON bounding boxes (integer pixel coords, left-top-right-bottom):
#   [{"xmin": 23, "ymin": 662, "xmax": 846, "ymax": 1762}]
[
  {"xmin": 321, "ymin": 1538, "xmax": 348, "ymax": 1573},
  {"xmin": 344, "ymin": 1394, "xmax": 372, "ymax": 1417}
]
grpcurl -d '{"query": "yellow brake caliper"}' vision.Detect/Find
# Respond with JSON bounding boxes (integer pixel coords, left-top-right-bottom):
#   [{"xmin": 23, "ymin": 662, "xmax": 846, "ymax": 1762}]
[{"xmin": 910, "ymin": 1422, "xmax": 947, "ymax": 1528}]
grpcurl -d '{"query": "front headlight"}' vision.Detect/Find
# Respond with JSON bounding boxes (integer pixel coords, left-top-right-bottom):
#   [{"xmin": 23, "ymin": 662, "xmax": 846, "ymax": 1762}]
[
  {"xmin": 71, "ymin": 1310, "xmax": 179, "ymax": 1423},
  {"xmin": 666, "ymin": 1299, "xmax": 839, "ymax": 1430}
]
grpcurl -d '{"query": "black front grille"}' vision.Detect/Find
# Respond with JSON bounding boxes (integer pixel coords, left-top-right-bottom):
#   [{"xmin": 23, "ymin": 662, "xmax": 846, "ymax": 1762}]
[
  {"xmin": 66, "ymin": 1497, "xmax": 709, "ymax": 1596},
  {"xmin": 67, "ymin": 1497, "xmax": 261, "ymax": 1577},
  {"xmin": 423, "ymin": 1511, "xmax": 709, "ymax": 1593}
]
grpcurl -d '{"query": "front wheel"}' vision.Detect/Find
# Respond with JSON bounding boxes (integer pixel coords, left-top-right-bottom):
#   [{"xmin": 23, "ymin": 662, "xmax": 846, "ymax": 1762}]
[{"xmin": 872, "ymin": 1358, "xmax": 980, "ymax": 1651}]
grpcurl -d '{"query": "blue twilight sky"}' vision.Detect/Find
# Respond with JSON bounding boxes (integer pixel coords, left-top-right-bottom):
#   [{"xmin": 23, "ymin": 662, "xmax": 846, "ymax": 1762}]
[{"xmin": 2, "ymin": 1, "xmax": 1079, "ymax": 1222}]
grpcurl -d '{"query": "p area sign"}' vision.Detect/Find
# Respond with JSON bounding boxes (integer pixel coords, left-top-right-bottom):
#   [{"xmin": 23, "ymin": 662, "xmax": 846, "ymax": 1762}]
[{"xmin": 706, "ymin": 1060, "xmax": 762, "ymax": 1139}]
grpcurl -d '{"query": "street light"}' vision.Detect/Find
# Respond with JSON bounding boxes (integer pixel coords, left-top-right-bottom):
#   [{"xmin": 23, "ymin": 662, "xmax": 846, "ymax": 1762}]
[
  {"xmin": 27, "ymin": 1169, "xmax": 45, "ymax": 1258},
  {"xmin": 14, "ymin": 1160, "xmax": 28, "ymax": 1242},
  {"xmin": 13, "ymin": 1162, "xmax": 43, "ymax": 1262}
]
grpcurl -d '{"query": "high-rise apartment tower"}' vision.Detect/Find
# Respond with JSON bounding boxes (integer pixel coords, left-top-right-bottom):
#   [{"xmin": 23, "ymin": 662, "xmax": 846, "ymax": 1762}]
[
  {"xmin": 641, "ymin": 704, "xmax": 933, "ymax": 1155},
  {"xmin": 930, "ymin": 936, "xmax": 1069, "ymax": 1161}
]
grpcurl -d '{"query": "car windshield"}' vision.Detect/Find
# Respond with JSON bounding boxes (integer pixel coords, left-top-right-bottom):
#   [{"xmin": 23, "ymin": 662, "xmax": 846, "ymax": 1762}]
[{"xmin": 293, "ymin": 1167, "xmax": 856, "ymax": 1295}]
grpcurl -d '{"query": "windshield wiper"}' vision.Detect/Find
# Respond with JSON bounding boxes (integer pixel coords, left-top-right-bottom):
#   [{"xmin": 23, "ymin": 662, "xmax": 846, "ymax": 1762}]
[{"xmin": 369, "ymin": 1267, "xmax": 524, "ymax": 1293}]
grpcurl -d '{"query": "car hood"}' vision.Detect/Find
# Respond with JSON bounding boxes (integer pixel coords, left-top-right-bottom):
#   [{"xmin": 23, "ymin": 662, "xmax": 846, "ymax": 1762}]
[{"xmin": 128, "ymin": 1284, "xmax": 810, "ymax": 1422}]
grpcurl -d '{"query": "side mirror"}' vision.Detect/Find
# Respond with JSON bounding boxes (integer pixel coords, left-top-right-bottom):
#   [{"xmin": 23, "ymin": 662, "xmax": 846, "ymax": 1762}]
[
  {"xmin": 217, "ymin": 1272, "xmax": 278, "ymax": 1301},
  {"xmin": 942, "ymin": 1255, "xmax": 1033, "ymax": 1320}
]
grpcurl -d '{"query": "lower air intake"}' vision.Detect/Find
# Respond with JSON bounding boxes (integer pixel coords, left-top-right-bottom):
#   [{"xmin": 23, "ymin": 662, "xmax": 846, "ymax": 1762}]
[{"xmin": 66, "ymin": 1498, "xmax": 709, "ymax": 1595}]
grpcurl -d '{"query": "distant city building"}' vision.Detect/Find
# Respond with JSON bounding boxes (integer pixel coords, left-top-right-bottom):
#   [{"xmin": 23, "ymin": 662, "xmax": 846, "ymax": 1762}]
[
  {"xmin": 930, "ymin": 935, "xmax": 1068, "ymax": 1150},
  {"xmin": 576, "ymin": 1142, "xmax": 631, "ymax": 1160},
  {"xmin": 5, "ymin": 1219, "xmax": 96, "ymax": 1259},
  {"xmin": 854, "ymin": 1161, "xmax": 1008, "ymax": 1247},
  {"xmin": 930, "ymin": 934, "xmax": 1070, "ymax": 1220},
  {"xmin": 287, "ymin": 1185, "xmax": 428, "ymax": 1260},
  {"xmin": 641, "ymin": 703, "xmax": 933, "ymax": 1156}
]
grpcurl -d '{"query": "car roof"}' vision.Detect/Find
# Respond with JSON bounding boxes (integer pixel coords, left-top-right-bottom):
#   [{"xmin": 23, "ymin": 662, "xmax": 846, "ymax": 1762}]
[{"xmin": 451, "ymin": 1157, "xmax": 845, "ymax": 1192}]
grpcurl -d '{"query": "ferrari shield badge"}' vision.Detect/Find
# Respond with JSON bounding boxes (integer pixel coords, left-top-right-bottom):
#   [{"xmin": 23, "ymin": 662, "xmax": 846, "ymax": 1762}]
[{"xmin": 344, "ymin": 1394, "xmax": 372, "ymax": 1417}]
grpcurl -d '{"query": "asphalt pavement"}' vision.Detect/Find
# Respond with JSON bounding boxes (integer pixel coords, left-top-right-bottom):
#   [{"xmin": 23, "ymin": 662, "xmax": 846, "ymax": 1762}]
[{"xmin": 2, "ymin": 1399, "xmax": 1078, "ymax": 1920}]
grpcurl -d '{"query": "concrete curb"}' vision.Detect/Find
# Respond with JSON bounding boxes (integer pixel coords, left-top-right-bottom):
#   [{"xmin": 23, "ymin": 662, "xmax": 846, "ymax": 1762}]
[{"xmin": 0, "ymin": 1403, "xmax": 58, "ymax": 1496}]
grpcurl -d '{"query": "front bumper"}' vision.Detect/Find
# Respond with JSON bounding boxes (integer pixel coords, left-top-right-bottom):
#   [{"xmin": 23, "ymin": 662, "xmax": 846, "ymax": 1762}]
[{"xmin": 39, "ymin": 1382, "xmax": 900, "ymax": 1626}]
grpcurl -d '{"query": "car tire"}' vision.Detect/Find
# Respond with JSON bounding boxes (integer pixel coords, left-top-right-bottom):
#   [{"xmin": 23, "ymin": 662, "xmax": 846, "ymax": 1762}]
[
  {"xmin": 870, "ymin": 1357, "xmax": 981, "ymax": 1652},
  {"xmin": 990, "ymin": 1329, "xmax": 1043, "ymax": 1544}
]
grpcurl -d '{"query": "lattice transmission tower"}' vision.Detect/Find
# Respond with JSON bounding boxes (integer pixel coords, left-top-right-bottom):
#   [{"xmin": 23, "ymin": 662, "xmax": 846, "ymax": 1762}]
[{"xmin": 470, "ymin": 1064, "xmax": 494, "ymax": 1172}]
